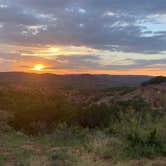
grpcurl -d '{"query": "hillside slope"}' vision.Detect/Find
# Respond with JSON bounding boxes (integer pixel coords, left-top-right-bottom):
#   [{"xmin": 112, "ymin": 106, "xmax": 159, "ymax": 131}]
[
  {"xmin": 0, "ymin": 72, "xmax": 152, "ymax": 89},
  {"xmin": 97, "ymin": 77, "xmax": 166, "ymax": 109},
  {"xmin": 121, "ymin": 82, "xmax": 166, "ymax": 109}
]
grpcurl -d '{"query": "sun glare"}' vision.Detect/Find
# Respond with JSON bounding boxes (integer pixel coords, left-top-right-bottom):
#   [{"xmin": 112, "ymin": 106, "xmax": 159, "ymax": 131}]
[{"xmin": 33, "ymin": 64, "xmax": 45, "ymax": 71}]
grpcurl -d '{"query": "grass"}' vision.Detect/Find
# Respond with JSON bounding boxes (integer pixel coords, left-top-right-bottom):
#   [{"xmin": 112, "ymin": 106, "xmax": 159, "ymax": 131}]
[
  {"xmin": 0, "ymin": 129, "xmax": 166, "ymax": 166},
  {"xmin": 0, "ymin": 88, "xmax": 165, "ymax": 165},
  {"xmin": 0, "ymin": 110, "xmax": 166, "ymax": 165}
]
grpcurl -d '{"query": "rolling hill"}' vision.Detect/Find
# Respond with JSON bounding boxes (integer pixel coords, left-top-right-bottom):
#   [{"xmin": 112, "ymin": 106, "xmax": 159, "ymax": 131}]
[
  {"xmin": 97, "ymin": 76, "xmax": 166, "ymax": 109},
  {"xmin": 0, "ymin": 72, "xmax": 152, "ymax": 90}
]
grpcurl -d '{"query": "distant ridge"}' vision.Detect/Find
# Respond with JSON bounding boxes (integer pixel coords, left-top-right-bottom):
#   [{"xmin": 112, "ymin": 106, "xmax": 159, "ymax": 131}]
[
  {"xmin": 142, "ymin": 76, "xmax": 166, "ymax": 86},
  {"xmin": 0, "ymin": 72, "xmax": 152, "ymax": 89}
]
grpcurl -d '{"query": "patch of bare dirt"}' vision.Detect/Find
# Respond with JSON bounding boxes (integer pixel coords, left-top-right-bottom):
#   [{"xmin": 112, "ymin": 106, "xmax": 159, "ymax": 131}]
[
  {"xmin": 4, "ymin": 161, "xmax": 14, "ymax": 166},
  {"xmin": 0, "ymin": 147, "xmax": 11, "ymax": 155},
  {"xmin": 21, "ymin": 144, "xmax": 42, "ymax": 153}
]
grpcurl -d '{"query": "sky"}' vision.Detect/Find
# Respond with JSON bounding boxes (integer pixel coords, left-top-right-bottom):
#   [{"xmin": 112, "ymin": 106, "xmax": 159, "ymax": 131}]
[{"xmin": 0, "ymin": 0, "xmax": 166, "ymax": 75}]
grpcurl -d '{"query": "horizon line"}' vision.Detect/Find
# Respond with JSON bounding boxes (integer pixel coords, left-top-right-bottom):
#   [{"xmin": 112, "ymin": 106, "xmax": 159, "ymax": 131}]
[{"xmin": 0, "ymin": 71, "xmax": 164, "ymax": 77}]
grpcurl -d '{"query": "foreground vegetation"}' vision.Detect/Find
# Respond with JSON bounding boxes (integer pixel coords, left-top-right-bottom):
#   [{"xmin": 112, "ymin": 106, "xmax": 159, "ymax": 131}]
[
  {"xmin": 0, "ymin": 127, "xmax": 166, "ymax": 166},
  {"xmin": 0, "ymin": 84, "xmax": 165, "ymax": 165}
]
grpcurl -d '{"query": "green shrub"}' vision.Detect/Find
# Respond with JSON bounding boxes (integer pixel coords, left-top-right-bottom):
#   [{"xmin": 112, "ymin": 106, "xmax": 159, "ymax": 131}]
[
  {"xmin": 126, "ymin": 129, "xmax": 166, "ymax": 158},
  {"xmin": 6, "ymin": 91, "xmax": 75, "ymax": 134},
  {"xmin": 76, "ymin": 104, "xmax": 111, "ymax": 128}
]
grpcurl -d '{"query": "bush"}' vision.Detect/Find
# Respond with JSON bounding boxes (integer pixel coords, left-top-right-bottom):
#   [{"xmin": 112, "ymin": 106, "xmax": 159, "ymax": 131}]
[
  {"xmin": 76, "ymin": 104, "xmax": 111, "ymax": 128},
  {"xmin": 7, "ymin": 91, "xmax": 76, "ymax": 134},
  {"xmin": 126, "ymin": 129, "xmax": 166, "ymax": 158}
]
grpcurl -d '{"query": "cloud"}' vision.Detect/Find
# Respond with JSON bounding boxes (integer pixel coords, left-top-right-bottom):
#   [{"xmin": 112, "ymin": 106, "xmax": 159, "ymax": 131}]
[
  {"xmin": 0, "ymin": 52, "xmax": 165, "ymax": 72},
  {"xmin": 0, "ymin": 0, "xmax": 165, "ymax": 74},
  {"xmin": 0, "ymin": 0, "xmax": 165, "ymax": 54},
  {"xmin": 104, "ymin": 58, "xmax": 166, "ymax": 70}
]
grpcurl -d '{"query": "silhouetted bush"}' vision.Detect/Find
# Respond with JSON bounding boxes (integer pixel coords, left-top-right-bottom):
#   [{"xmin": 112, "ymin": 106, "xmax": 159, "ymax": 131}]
[
  {"xmin": 4, "ymin": 91, "xmax": 75, "ymax": 134},
  {"xmin": 76, "ymin": 104, "xmax": 111, "ymax": 128}
]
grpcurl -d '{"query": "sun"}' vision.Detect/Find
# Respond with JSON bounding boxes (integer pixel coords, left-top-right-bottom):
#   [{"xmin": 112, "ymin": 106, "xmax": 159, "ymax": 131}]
[{"xmin": 32, "ymin": 64, "xmax": 45, "ymax": 71}]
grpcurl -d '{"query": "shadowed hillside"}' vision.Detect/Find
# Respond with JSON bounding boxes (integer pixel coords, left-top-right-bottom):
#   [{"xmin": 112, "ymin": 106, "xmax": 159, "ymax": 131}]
[
  {"xmin": 0, "ymin": 72, "xmax": 152, "ymax": 90},
  {"xmin": 142, "ymin": 76, "xmax": 166, "ymax": 86}
]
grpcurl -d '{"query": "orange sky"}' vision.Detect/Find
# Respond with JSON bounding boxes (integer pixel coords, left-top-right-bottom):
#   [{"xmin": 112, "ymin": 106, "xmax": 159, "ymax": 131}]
[
  {"xmin": 0, "ymin": 0, "xmax": 166, "ymax": 76},
  {"xmin": 1, "ymin": 44, "xmax": 165, "ymax": 76}
]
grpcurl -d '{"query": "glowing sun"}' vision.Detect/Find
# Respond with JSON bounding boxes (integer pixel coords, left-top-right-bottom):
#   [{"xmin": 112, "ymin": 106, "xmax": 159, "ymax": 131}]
[{"xmin": 32, "ymin": 64, "xmax": 45, "ymax": 71}]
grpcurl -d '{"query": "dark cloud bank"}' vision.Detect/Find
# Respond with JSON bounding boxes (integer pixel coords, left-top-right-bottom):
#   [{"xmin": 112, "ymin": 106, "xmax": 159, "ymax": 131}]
[{"xmin": 0, "ymin": 0, "xmax": 166, "ymax": 71}]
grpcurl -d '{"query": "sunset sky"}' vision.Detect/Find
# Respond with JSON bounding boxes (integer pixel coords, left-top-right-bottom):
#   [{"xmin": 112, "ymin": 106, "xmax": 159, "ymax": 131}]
[{"xmin": 0, "ymin": 0, "xmax": 166, "ymax": 75}]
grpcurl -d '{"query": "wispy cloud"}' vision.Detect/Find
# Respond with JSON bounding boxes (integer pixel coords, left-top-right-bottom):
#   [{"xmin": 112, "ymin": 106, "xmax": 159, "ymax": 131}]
[{"xmin": 0, "ymin": 0, "xmax": 165, "ymax": 75}]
